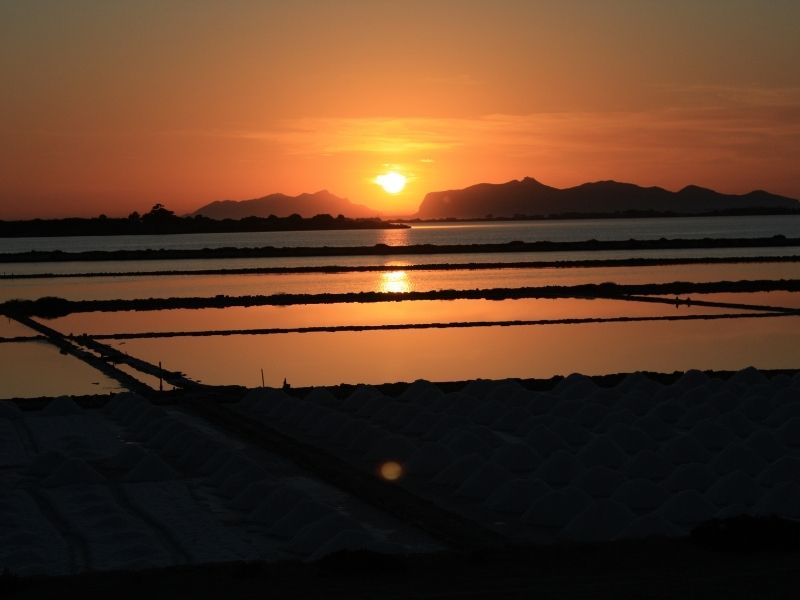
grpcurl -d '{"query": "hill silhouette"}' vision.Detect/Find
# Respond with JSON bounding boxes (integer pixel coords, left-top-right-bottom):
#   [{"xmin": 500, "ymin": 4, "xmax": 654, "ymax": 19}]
[
  {"xmin": 416, "ymin": 177, "xmax": 799, "ymax": 219},
  {"xmin": 193, "ymin": 190, "xmax": 377, "ymax": 219}
]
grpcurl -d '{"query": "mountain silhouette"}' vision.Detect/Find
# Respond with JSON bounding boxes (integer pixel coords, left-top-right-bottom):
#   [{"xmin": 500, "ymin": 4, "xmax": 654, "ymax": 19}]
[
  {"xmin": 416, "ymin": 177, "xmax": 799, "ymax": 219},
  {"xmin": 193, "ymin": 190, "xmax": 377, "ymax": 219}
]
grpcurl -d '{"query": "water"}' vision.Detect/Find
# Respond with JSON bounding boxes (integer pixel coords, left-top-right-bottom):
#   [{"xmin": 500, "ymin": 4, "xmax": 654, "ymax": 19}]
[
  {"xmin": 1, "ymin": 215, "xmax": 797, "ymax": 397},
  {"xmin": 1, "ymin": 214, "xmax": 798, "ymax": 254},
  {"xmin": 106, "ymin": 316, "xmax": 800, "ymax": 387},
  {"xmin": 5, "ymin": 262, "xmax": 798, "ymax": 302}
]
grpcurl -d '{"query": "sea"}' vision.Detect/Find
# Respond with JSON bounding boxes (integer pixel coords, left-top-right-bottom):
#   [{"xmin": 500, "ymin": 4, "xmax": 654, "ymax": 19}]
[{"xmin": 1, "ymin": 215, "xmax": 799, "ymax": 398}]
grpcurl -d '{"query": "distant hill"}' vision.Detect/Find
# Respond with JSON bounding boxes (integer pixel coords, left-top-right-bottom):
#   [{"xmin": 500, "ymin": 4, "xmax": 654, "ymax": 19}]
[
  {"xmin": 416, "ymin": 177, "xmax": 800, "ymax": 219},
  {"xmin": 192, "ymin": 190, "xmax": 378, "ymax": 219}
]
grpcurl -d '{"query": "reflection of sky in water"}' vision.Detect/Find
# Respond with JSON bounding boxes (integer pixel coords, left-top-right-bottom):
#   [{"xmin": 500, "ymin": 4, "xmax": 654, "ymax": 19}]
[
  {"xmin": 0, "ymin": 341, "xmax": 122, "ymax": 398},
  {"xmin": 6, "ymin": 262, "xmax": 799, "ymax": 302},
  {"xmin": 379, "ymin": 270, "xmax": 412, "ymax": 293},
  {"xmin": 110, "ymin": 317, "xmax": 800, "ymax": 388}
]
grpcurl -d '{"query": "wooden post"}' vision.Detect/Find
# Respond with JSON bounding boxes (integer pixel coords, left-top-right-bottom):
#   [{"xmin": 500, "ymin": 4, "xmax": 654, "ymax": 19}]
[
  {"xmin": 159, "ymin": 361, "xmax": 163, "ymax": 392},
  {"xmin": 261, "ymin": 368, "xmax": 265, "ymax": 388}
]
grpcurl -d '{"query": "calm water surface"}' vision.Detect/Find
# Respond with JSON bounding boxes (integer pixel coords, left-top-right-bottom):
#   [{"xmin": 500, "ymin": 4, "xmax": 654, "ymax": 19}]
[
  {"xmin": 6, "ymin": 262, "xmax": 798, "ymax": 302},
  {"xmin": 107, "ymin": 317, "xmax": 800, "ymax": 387},
  {"xmin": 1, "ymin": 215, "xmax": 798, "ymax": 254}
]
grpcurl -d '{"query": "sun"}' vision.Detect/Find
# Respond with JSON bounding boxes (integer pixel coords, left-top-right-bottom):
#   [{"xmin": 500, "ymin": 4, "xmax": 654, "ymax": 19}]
[{"xmin": 375, "ymin": 171, "xmax": 407, "ymax": 194}]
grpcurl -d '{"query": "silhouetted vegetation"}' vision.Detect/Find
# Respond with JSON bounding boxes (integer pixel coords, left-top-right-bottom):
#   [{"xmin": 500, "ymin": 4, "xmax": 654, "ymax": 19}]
[
  {"xmin": 2, "ymin": 235, "xmax": 799, "ymax": 263},
  {"xmin": 3, "ymin": 279, "xmax": 798, "ymax": 318},
  {"xmin": 4, "ymin": 254, "xmax": 799, "ymax": 280},
  {"xmin": 0, "ymin": 204, "xmax": 407, "ymax": 238}
]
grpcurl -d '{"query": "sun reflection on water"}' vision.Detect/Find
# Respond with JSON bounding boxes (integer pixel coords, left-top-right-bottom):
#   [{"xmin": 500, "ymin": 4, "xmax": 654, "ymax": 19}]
[{"xmin": 379, "ymin": 270, "xmax": 412, "ymax": 293}]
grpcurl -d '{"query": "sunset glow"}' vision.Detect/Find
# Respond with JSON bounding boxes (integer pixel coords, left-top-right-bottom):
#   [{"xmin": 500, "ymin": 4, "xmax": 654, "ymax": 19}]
[
  {"xmin": 375, "ymin": 171, "xmax": 407, "ymax": 195},
  {"xmin": 1, "ymin": 2, "xmax": 798, "ymax": 218}
]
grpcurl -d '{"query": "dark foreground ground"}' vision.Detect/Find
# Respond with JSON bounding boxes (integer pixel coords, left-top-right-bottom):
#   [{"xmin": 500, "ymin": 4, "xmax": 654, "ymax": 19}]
[{"xmin": 4, "ymin": 524, "xmax": 800, "ymax": 599}]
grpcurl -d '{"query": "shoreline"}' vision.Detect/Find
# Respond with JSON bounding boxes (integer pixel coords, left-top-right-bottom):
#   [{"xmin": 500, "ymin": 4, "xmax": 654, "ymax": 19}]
[{"xmin": 2, "ymin": 236, "xmax": 800, "ymax": 264}]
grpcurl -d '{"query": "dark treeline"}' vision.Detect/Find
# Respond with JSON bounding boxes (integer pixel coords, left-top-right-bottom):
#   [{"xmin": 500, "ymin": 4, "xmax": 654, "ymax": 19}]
[
  {"xmin": 3, "ymin": 279, "xmax": 799, "ymax": 318},
  {"xmin": 2, "ymin": 235, "xmax": 799, "ymax": 264},
  {"xmin": 3, "ymin": 254, "xmax": 799, "ymax": 280},
  {"xmin": 0, "ymin": 204, "xmax": 407, "ymax": 238}
]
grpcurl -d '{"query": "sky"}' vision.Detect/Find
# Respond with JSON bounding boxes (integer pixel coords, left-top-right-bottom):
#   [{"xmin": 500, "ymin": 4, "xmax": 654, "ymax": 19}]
[{"xmin": 1, "ymin": 0, "xmax": 799, "ymax": 219}]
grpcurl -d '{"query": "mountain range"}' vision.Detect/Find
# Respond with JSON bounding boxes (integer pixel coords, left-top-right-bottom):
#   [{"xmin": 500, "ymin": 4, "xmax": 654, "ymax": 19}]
[
  {"xmin": 193, "ymin": 190, "xmax": 377, "ymax": 219},
  {"xmin": 191, "ymin": 179, "xmax": 799, "ymax": 220},
  {"xmin": 416, "ymin": 178, "xmax": 799, "ymax": 219}
]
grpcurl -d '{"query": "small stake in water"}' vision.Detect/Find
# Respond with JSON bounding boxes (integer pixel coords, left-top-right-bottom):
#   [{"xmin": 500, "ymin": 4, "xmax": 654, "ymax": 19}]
[
  {"xmin": 261, "ymin": 368, "xmax": 265, "ymax": 388},
  {"xmin": 159, "ymin": 361, "xmax": 163, "ymax": 392}
]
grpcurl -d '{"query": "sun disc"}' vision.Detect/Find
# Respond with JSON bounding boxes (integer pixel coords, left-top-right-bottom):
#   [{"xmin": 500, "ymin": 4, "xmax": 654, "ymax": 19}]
[{"xmin": 375, "ymin": 171, "xmax": 407, "ymax": 194}]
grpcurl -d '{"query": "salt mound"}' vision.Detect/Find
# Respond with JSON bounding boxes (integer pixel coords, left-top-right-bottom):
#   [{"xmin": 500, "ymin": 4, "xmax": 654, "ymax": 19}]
[
  {"xmin": 491, "ymin": 443, "xmax": 541, "ymax": 474},
  {"xmin": 484, "ymin": 380, "xmax": 526, "ymax": 405},
  {"xmin": 677, "ymin": 404, "xmax": 719, "ymax": 429},
  {"xmin": 455, "ymin": 463, "xmax": 512, "ymax": 501},
  {"xmin": 308, "ymin": 529, "xmax": 383, "ymax": 562},
  {"xmin": 535, "ymin": 450, "xmax": 582, "ymax": 487},
  {"xmin": 268, "ymin": 499, "xmax": 331, "ymax": 540},
  {"xmin": 493, "ymin": 407, "xmax": 534, "ymax": 433},
  {"xmin": 705, "ymin": 471, "xmax": 760, "ymax": 508},
  {"xmin": 27, "ymin": 450, "xmax": 66, "ymax": 476},
  {"xmin": 653, "ymin": 402, "xmax": 685, "ymax": 425},
  {"xmin": 562, "ymin": 499, "xmax": 634, "ymax": 542},
  {"xmin": 663, "ymin": 463, "xmax": 715, "ymax": 493},
  {"xmin": 401, "ymin": 411, "xmax": 437, "ymax": 437},
  {"xmin": 708, "ymin": 390, "xmax": 741, "ymax": 414},
  {"xmin": 523, "ymin": 489, "xmax": 590, "ymax": 531},
  {"xmin": 0, "ymin": 402, "xmax": 22, "ymax": 419},
  {"xmin": 125, "ymin": 454, "xmax": 179, "ymax": 482},
  {"xmin": 730, "ymin": 366, "xmax": 768, "ymax": 387},
  {"xmin": 754, "ymin": 482, "xmax": 800, "ymax": 519},
  {"xmin": 105, "ymin": 392, "xmax": 148, "ymax": 418},
  {"xmin": 486, "ymin": 478, "xmax": 550, "ymax": 515},
  {"xmin": 240, "ymin": 387, "xmax": 291, "ymax": 413},
  {"xmin": 607, "ymin": 425, "xmax": 655, "ymax": 455},
  {"xmin": 550, "ymin": 418, "xmax": 593, "ymax": 447},
  {"xmin": 711, "ymin": 444, "xmax": 766, "ymax": 477},
  {"xmin": 42, "ymin": 458, "xmax": 104, "ymax": 487},
  {"xmin": 107, "ymin": 445, "xmax": 149, "ymax": 470},
  {"xmin": 42, "ymin": 396, "xmax": 82, "ymax": 416},
  {"xmin": 659, "ymin": 490, "xmax": 715, "ymax": 529},
  {"xmin": 438, "ymin": 392, "xmax": 477, "ymax": 416},
  {"xmin": 399, "ymin": 380, "xmax": 443, "ymax": 404},
  {"xmin": 757, "ymin": 456, "xmax": 800, "ymax": 488},
  {"xmin": 613, "ymin": 479, "xmax": 668, "ymax": 513},
  {"xmin": 445, "ymin": 430, "xmax": 493, "ymax": 456},
  {"xmin": 777, "ymin": 417, "xmax": 800, "ymax": 449},
  {"xmin": 364, "ymin": 435, "xmax": 416, "ymax": 466},
  {"xmin": 619, "ymin": 514, "xmax": 680, "ymax": 539},
  {"xmin": 673, "ymin": 369, "xmax": 709, "ymax": 391},
  {"xmin": 554, "ymin": 373, "xmax": 597, "ymax": 399},
  {"xmin": 329, "ymin": 419, "xmax": 364, "ymax": 449},
  {"xmin": 575, "ymin": 466, "xmax": 625, "ymax": 498},
  {"xmin": 230, "ymin": 479, "xmax": 276, "ymax": 511},
  {"xmin": 578, "ymin": 438, "xmax": 626, "ymax": 469},
  {"xmin": 406, "ymin": 443, "xmax": 455, "ymax": 478},
  {"xmin": 525, "ymin": 427, "xmax": 567, "ymax": 455},
  {"xmin": 251, "ymin": 485, "xmax": 307, "ymax": 525},
  {"xmin": 341, "ymin": 387, "xmax": 380, "ymax": 414},
  {"xmin": 745, "ymin": 430, "xmax": 785, "ymax": 463},
  {"xmin": 662, "ymin": 435, "xmax": 712, "ymax": 466},
  {"xmin": 304, "ymin": 388, "xmax": 341, "ymax": 408},
  {"xmin": 289, "ymin": 514, "xmax": 362, "ymax": 556},
  {"xmin": 433, "ymin": 454, "xmax": 485, "ymax": 489},
  {"xmin": 469, "ymin": 401, "xmax": 505, "ymax": 426},
  {"xmin": 625, "ymin": 450, "xmax": 672, "ymax": 482},
  {"xmin": 575, "ymin": 403, "xmax": 607, "ymax": 430},
  {"xmin": 460, "ymin": 379, "xmax": 495, "ymax": 399},
  {"xmin": 766, "ymin": 402, "xmax": 800, "ymax": 428},
  {"xmin": 527, "ymin": 392, "xmax": 559, "ymax": 416},
  {"xmin": 634, "ymin": 415, "xmax": 674, "ymax": 442},
  {"xmin": 619, "ymin": 390, "xmax": 656, "ymax": 416},
  {"xmin": 691, "ymin": 420, "xmax": 734, "ymax": 451}
]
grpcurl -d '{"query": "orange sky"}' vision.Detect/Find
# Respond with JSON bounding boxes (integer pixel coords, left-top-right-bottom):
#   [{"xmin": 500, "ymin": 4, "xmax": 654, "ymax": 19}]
[{"xmin": 1, "ymin": 1, "xmax": 799, "ymax": 219}]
